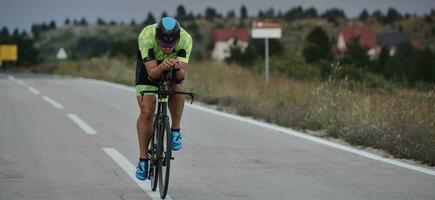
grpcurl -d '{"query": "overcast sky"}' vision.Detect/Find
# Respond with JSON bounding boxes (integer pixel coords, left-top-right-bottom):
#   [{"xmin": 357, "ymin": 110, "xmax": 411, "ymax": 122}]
[{"xmin": 1, "ymin": 0, "xmax": 434, "ymax": 32}]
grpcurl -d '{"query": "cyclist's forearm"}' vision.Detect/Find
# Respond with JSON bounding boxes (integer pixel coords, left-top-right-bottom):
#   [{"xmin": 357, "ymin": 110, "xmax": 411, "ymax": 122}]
[
  {"xmin": 175, "ymin": 69, "xmax": 185, "ymax": 80},
  {"xmin": 148, "ymin": 65, "xmax": 166, "ymax": 80}
]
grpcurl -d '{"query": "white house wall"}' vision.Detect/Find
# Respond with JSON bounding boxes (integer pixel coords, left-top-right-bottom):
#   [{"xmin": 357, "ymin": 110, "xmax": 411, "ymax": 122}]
[{"xmin": 212, "ymin": 38, "xmax": 248, "ymax": 62}]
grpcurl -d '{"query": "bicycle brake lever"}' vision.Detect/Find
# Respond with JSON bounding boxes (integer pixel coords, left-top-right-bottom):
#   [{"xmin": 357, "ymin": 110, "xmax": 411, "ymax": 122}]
[{"xmin": 190, "ymin": 93, "xmax": 194, "ymax": 104}]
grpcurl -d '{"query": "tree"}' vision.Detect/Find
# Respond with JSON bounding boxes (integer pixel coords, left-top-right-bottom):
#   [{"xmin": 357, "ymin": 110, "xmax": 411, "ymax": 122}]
[
  {"xmin": 303, "ymin": 26, "xmax": 331, "ymax": 63},
  {"xmin": 49, "ymin": 20, "xmax": 56, "ymax": 29},
  {"xmin": 161, "ymin": 11, "xmax": 168, "ymax": 19},
  {"xmin": 240, "ymin": 5, "xmax": 248, "ymax": 19},
  {"xmin": 382, "ymin": 44, "xmax": 417, "ymax": 83},
  {"xmin": 227, "ymin": 10, "xmax": 235, "ymax": 18},
  {"xmin": 143, "ymin": 12, "xmax": 156, "ymax": 25},
  {"xmin": 342, "ymin": 36, "xmax": 370, "ymax": 69},
  {"xmin": 79, "ymin": 17, "xmax": 88, "ymax": 26},
  {"xmin": 12, "ymin": 28, "xmax": 20, "ymax": 38},
  {"xmin": 225, "ymin": 43, "xmax": 256, "ymax": 66},
  {"xmin": 97, "ymin": 17, "xmax": 106, "ymax": 26},
  {"xmin": 64, "ymin": 18, "xmax": 70, "ymax": 25},
  {"xmin": 258, "ymin": 10, "xmax": 265, "ymax": 19},
  {"xmin": 322, "ymin": 8, "xmax": 347, "ymax": 23},
  {"xmin": 305, "ymin": 7, "xmax": 318, "ymax": 18},
  {"xmin": 416, "ymin": 47, "xmax": 435, "ymax": 82},
  {"xmin": 374, "ymin": 46, "xmax": 390, "ymax": 74},
  {"xmin": 0, "ymin": 26, "xmax": 10, "ymax": 38},
  {"xmin": 372, "ymin": 10, "xmax": 384, "ymax": 23},
  {"xmin": 130, "ymin": 19, "xmax": 137, "ymax": 26},
  {"xmin": 359, "ymin": 9, "xmax": 369, "ymax": 22},
  {"xmin": 284, "ymin": 6, "xmax": 304, "ymax": 21},
  {"xmin": 264, "ymin": 7, "xmax": 275, "ymax": 18},
  {"xmin": 205, "ymin": 7, "xmax": 218, "ymax": 20},
  {"xmin": 385, "ymin": 7, "xmax": 402, "ymax": 23},
  {"xmin": 109, "ymin": 20, "xmax": 117, "ymax": 26},
  {"xmin": 176, "ymin": 5, "xmax": 187, "ymax": 21}
]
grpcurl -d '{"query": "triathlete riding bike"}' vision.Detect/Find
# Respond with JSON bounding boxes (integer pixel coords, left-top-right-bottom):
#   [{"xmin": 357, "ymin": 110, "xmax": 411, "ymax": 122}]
[{"xmin": 135, "ymin": 17, "xmax": 192, "ymax": 181}]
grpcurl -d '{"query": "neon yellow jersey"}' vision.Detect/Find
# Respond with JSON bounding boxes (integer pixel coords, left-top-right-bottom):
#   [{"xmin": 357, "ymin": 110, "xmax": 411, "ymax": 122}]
[{"xmin": 138, "ymin": 24, "xmax": 193, "ymax": 63}]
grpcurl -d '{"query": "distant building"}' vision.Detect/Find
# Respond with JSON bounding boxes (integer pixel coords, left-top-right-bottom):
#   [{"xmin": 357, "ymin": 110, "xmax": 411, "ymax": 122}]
[
  {"xmin": 376, "ymin": 33, "xmax": 420, "ymax": 56},
  {"xmin": 211, "ymin": 28, "xmax": 249, "ymax": 62},
  {"xmin": 336, "ymin": 25, "xmax": 378, "ymax": 59}
]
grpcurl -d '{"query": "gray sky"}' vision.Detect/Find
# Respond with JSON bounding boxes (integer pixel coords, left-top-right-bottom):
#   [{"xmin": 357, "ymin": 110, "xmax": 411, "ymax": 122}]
[{"xmin": 1, "ymin": 0, "xmax": 434, "ymax": 32}]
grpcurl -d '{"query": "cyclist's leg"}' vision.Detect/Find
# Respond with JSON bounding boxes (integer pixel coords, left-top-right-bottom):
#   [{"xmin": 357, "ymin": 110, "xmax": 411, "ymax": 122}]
[
  {"xmin": 168, "ymin": 83, "xmax": 184, "ymax": 129},
  {"xmin": 135, "ymin": 55, "xmax": 158, "ymax": 159},
  {"xmin": 168, "ymin": 83, "xmax": 184, "ymax": 151},
  {"xmin": 136, "ymin": 92, "xmax": 156, "ymax": 159}
]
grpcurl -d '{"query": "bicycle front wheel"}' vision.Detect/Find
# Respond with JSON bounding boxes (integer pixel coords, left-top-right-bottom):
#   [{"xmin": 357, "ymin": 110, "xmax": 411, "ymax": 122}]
[
  {"xmin": 158, "ymin": 118, "xmax": 172, "ymax": 199},
  {"xmin": 148, "ymin": 121, "xmax": 159, "ymax": 192}
]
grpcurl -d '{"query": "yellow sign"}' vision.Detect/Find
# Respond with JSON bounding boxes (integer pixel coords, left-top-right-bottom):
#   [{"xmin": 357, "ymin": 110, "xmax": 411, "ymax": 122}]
[{"xmin": 0, "ymin": 44, "xmax": 18, "ymax": 61}]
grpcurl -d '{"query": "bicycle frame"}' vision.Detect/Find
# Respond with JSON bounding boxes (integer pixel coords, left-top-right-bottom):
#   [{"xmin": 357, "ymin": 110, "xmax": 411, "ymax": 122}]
[{"xmin": 140, "ymin": 69, "xmax": 194, "ymax": 198}]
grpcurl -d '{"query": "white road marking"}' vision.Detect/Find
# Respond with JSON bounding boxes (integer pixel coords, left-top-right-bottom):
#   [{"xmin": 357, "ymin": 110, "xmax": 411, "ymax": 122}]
[
  {"xmin": 102, "ymin": 148, "xmax": 172, "ymax": 200},
  {"xmin": 67, "ymin": 113, "xmax": 97, "ymax": 135},
  {"xmin": 16, "ymin": 80, "xmax": 27, "ymax": 86},
  {"xmin": 28, "ymin": 87, "xmax": 40, "ymax": 95},
  {"xmin": 8, "ymin": 75, "xmax": 15, "ymax": 80},
  {"xmin": 90, "ymin": 78, "xmax": 435, "ymax": 177},
  {"xmin": 42, "ymin": 96, "xmax": 64, "ymax": 109},
  {"xmin": 186, "ymin": 103, "xmax": 435, "ymax": 177}
]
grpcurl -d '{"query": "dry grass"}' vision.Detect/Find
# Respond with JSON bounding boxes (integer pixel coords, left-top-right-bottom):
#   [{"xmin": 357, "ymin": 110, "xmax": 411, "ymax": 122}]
[{"xmin": 185, "ymin": 61, "xmax": 435, "ymax": 166}]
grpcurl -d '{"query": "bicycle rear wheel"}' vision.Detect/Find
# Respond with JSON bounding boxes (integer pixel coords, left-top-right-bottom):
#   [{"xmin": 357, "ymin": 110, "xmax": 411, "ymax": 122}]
[
  {"xmin": 148, "ymin": 118, "xmax": 159, "ymax": 191},
  {"xmin": 158, "ymin": 118, "xmax": 172, "ymax": 199}
]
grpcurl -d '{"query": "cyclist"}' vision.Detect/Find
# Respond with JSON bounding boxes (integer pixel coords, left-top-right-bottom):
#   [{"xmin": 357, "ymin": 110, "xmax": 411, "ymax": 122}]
[{"xmin": 135, "ymin": 17, "xmax": 192, "ymax": 181}]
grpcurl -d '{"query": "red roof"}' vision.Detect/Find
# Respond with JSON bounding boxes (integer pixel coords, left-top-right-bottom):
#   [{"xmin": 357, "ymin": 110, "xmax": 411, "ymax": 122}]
[
  {"xmin": 339, "ymin": 26, "xmax": 376, "ymax": 48},
  {"xmin": 212, "ymin": 28, "xmax": 249, "ymax": 42}
]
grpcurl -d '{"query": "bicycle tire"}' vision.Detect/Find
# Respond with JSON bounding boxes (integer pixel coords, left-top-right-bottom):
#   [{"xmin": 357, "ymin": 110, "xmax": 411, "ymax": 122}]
[
  {"xmin": 158, "ymin": 118, "xmax": 172, "ymax": 199},
  {"xmin": 149, "ymin": 118, "xmax": 159, "ymax": 191}
]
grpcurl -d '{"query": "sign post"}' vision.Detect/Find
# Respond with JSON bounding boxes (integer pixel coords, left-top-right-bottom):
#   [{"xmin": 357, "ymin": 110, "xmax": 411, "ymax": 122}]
[{"xmin": 251, "ymin": 20, "xmax": 281, "ymax": 82}]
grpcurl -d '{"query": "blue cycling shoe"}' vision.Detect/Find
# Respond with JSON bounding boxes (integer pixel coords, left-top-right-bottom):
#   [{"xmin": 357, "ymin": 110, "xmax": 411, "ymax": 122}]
[
  {"xmin": 171, "ymin": 129, "xmax": 183, "ymax": 151},
  {"xmin": 135, "ymin": 159, "xmax": 148, "ymax": 181}
]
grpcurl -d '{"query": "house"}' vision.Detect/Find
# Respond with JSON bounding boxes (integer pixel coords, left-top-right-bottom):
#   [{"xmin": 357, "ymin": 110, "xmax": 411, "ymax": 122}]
[
  {"xmin": 336, "ymin": 25, "xmax": 378, "ymax": 59},
  {"xmin": 211, "ymin": 28, "xmax": 249, "ymax": 62},
  {"xmin": 376, "ymin": 33, "xmax": 420, "ymax": 56}
]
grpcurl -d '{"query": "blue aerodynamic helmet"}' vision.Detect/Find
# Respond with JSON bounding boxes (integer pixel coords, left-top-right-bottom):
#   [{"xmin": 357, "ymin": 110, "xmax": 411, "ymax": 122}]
[{"xmin": 156, "ymin": 17, "xmax": 181, "ymax": 48}]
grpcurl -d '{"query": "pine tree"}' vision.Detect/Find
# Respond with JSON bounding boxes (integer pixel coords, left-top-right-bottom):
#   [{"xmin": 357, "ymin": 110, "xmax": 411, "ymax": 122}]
[
  {"xmin": 240, "ymin": 5, "xmax": 248, "ymax": 19},
  {"xmin": 143, "ymin": 12, "xmax": 156, "ymax": 25},
  {"xmin": 303, "ymin": 26, "xmax": 331, "ymax": 63}
]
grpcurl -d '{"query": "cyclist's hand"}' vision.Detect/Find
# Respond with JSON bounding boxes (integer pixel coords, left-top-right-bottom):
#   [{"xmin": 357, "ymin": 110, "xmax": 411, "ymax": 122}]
[
  {"xmin": 173, "ymin": 61, "xmax": 181, "ymax": 71},
  {"xmin": 159, "ymin": 60, "xmax": 172, "ymax": 71},
  {"xmin": 167, "ymin": 59, "xmax": 180, "ymax": 70}
]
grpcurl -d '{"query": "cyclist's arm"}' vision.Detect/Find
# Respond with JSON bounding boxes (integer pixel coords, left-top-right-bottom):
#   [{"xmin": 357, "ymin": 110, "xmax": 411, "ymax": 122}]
[
  {"xmin": 172, "ymin": 60, "xmax": 188, "ymax": 81},
  {"xmin": 144, "ymin": 60, "xmax": 172, "ymax": 81}
]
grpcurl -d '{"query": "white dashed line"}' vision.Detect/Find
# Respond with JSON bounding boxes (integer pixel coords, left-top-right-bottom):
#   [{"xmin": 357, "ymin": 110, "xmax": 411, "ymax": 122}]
[
  {"xmin": 28, "ymin": 87, "xmax": 41, "ymax": 95},
  {"xmin": 102, "ymin": 148, "xmax": 172, "ymax": 200},
  {"xmin": 67, "ymin": 113, "xmax": 97, "ymax": 135},
  {"xmin": 16, "ymin": 80, "xmax": 27, "ymax": 86},
  {"xmin": 42, "ymin": 96, "xmax": 64, "ymax": 109}
]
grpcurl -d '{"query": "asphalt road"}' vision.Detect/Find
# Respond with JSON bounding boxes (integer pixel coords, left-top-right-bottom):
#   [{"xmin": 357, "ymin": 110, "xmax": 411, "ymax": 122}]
[{"xmin": 1, "ymin": 73, "xmax": 434, "ymax": 200}]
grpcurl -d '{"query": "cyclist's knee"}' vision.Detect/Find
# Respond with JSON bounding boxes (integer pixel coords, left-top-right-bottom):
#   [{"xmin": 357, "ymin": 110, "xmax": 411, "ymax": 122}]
[
  {"xmin": 139, "ymin": 109, "xmax": 154, "ymax": 122},
  {"xmin": 138, "ymin": 101, "xmax": 155, "ymax": 122}
]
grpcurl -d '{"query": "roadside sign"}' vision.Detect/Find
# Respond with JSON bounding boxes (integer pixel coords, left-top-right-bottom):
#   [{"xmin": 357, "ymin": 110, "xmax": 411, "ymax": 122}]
[
  {"xmin": 0, "ymin": 44, "xmax": 18, "ymax": 61},
  {"xmin": 251, "ymin": 20, "xmax": 282, "ymax": 82},
  {"xmin": 252, "ymin": 20, "xmax": 282, "ymax": 38}
]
